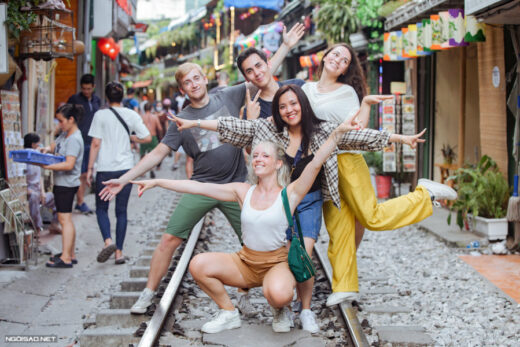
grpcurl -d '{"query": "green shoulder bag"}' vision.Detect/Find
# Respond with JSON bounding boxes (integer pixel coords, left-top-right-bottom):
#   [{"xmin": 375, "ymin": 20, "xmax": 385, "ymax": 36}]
[{"xmin": 281, "ymin": 187, "xmax": 316, "ymax": 283}]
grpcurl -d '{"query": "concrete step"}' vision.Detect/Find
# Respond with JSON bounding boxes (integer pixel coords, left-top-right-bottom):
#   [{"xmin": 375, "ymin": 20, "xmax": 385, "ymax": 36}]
[
  {"xmin": 136, "ymin": 256, "xmax": 152, "ymax": 266},
  {"xmin": 153, "ymin": 232, "xmax": 163, "ymax": 240},
  {"xmin": 110, "ymin": 292, "xmax": 141, "ymax": 309},
  {"xmin": 130, "ymin": 266, "xmax": 149, "ymax": 278},
  {"xmin": 121, "ymin": 278, "xmax": 148, "ymax": 292},
  {"xmin": 96, "ymin": 309, "xmax": 149, "ymax": 328},
  {"xmin": 145, "ymin": 240, "xmax": 159, "ymax": 248},
  {"xmin": 142, "ymin": 246, "xmax": 156, "ymax": 256},
  {"xmin": 375, "ymin": 326, "xmax": 434, "ymax": 346},
  {"xmin": 80, "ymin": 326, "xmax": 139, "ymax": 347}
]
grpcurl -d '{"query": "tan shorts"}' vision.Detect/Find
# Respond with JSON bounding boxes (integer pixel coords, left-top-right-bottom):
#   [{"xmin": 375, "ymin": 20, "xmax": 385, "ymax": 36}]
[{"xmin": 231, "ymin": 245, "xmax": 288, "ymax": 288}]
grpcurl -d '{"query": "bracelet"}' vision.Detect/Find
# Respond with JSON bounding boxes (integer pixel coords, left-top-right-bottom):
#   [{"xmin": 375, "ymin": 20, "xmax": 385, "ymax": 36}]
[{"xmin": 197, "ymin": 119, "xmax": 201, "ymax": 128}]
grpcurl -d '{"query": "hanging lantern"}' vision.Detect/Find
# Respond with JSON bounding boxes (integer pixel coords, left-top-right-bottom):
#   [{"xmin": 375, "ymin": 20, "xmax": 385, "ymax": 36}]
[
  {"xmin": 464, "ymin": 15, "xmax": 486, "ymax": 42},
  {"xmin": 401, "ymin": 28, "xmax": 410, "ymax": 58},
  {"xmin": 383, "ymin": 32, "xmax": 391, "ymax": 61},
  {"xmin": 97, "ymin": 38, "xmax": 112, "ymax": 55},
  {"xmin": 407, "ymin": 24, "xmax": 418, "ymax": 57},
  {"xmin": 448, "ymin": 9, "xmax": 468, "ymax": 46},
  {"xmin": 430, "ymin": 14, "xmax": 443, "ymax": 50},
  {"xmin": 416, "ymin": 22, "xmax": 432, "ymax": 56}
]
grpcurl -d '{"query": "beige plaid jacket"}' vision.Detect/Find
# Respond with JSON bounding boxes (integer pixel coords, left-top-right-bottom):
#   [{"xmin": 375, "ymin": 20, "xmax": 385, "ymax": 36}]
[{"xmin": 217, "ymin": 117, "xmax": 390, "ymax": 208}]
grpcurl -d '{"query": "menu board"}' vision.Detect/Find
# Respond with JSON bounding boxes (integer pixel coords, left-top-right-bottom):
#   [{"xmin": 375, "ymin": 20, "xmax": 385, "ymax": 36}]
[
  {"xmin": 1, "ymin": 90, "xmax": 27, "ymax": 203},
  {"xmin": 401, "ymin": 95, "xmax": 416, "ymax": 172},
  {"xmin": 382, "ymin": 97, "xmax": 397, "ymax": 172}
]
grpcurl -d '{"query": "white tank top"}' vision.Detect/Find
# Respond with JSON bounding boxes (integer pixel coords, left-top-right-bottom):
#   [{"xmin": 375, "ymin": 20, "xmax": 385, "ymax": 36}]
[{"xmin": 241, "ymin": 185, "xmax": 288, "ymax": 251}]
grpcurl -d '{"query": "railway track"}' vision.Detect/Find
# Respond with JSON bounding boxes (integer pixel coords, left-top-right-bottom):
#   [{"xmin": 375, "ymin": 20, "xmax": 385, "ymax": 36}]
[{"xmin": 80, "ymin": 204, "xmax": 369, "ymax": 346}]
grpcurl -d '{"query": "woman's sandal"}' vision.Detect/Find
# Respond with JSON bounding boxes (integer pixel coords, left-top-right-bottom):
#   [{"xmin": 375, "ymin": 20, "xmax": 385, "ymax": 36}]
[
  {"xmin": 46, "ymin": 257, "xmax": 73, "ymax": 268},
  {"xmin": 115, "ymin": 256, "xmax": 129, "ymax": 265},
  {"xmin": 96, "ymin": 244, "xmax": 117, "ymax": 263},
  {"xmin": 50, "ymin": 253, "xmax": 78, "ymax": 265}
]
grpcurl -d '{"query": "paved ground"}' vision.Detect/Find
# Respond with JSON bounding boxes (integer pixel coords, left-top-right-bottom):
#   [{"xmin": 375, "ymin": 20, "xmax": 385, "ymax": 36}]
[{"xmin": 0, "ymin": 155, "xmax": 180, "ymax": 347}]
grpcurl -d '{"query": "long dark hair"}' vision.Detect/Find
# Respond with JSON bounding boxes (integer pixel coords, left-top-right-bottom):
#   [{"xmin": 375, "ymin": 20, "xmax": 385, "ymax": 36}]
[
  {"xmin": 56, "ymin": 103, "xmax": 84, "ymax": 124},
  {"xmin": 271, "ymin": 84, "xmax": 323, "ymax": 156},
  {"xmin": 318, "ymin": 43, "xmax": 367, "ymax": 101}
]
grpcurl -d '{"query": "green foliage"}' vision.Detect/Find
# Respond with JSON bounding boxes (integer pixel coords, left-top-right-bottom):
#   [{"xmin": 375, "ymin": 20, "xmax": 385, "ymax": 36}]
[
  {"xmin": 157, "ymin": 23, "xmax": 197, "ymax": 49},
  {"xmin": 315, "ymin": 0, "xmax": 359, "ymax": 43},
  {"xmin": 363, "ymin": 151, "xmax": 383, "ymax": 175},
  {"xmin": 377, "ymin": 0, "xmax": 408, "ymax": 18},
  {"xmin": 4, "ymin": 0, "xmax": 40, "ymax": 39},
  {"xmin": 355, "ymin": 0, "xmax": 384, "ymax": 59},
  {"xmin": 447, "ymin": 155, "xmax": 511, "ymax": 229}
]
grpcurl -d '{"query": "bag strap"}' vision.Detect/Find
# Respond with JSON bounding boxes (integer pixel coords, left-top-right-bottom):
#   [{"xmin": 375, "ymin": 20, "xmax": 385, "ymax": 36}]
[
  {"xmin": 290, "ymin": 145, "xmax": 303, "ymax": 175},
  {"xmin": 281, "ymin": 188, "xmax": 305, "ymax": 242},
  {"xmin": 108, "ymin": 107, "xmax": 130, "ymax": 137}
]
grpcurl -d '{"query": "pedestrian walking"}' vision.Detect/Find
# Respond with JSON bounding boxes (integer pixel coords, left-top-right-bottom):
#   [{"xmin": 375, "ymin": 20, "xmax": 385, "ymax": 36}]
[
  {"xmin": 67, "ymin": 74, "xmax": 101, "ymax": 214},
  {"xmin": 123, "ymin": 87, "xmax": 139, "ymax": 112},
  {"xmin": 86, "ymin": 82, "xmax": 151, "ymax": 264},
  {"xmin": 209, "ymin": 71, "xmax": 230, "ymax": 94},
  {"xmin": 131, "ymin": 106, "xmax": 359, "ymax": 333},
  {"xmin": 43, "ymin": 104, "xmax": 84, "ymax": 268},
  {"xmin": 140, "ymin": 103, "xmax": 163, "ymax": 178}
]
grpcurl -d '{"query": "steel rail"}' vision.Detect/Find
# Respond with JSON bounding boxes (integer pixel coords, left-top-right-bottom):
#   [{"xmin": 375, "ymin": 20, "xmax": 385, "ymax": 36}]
[
  {"xmin": 138, "ymin": 219, "xmax": 204, "ymax": 347},
  {"xmin": 313, "ymin": 239, "xmax": 370, "ymax": 347}
]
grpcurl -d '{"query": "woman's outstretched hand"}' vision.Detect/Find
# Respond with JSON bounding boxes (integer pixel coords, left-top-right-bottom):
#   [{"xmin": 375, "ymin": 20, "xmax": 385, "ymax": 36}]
[
  {"xmin": 362, "ymin": 95, "xmax": 394, "ymax": 105},
  {"xmin": 130, "ymin": 180, "xmax": 157, "ymax": 197},
  {"xmin": 401, "ymin": 128, "xmax": 427, "ymax": 149},
  {"xmin": 166, "ymin": 112, "xmax": 196, "ymax": 131},
  {"xmin": 335, "ymin": 115, "xmax": 362, "ymax": 136}
]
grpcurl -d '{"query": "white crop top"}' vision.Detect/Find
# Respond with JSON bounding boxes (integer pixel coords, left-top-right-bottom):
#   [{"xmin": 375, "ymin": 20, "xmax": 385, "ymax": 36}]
[{"xmin": 240, "ymin": 185, "xmax": 288, "ymax": 252}]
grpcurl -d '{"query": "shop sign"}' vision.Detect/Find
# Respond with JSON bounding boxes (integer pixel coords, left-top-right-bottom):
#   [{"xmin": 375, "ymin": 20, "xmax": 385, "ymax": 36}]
[
  {"xmin": 0, "ymin": 4, "xmax": 7, "ymax": 74},
  {"xmin": 116, "ymin": 0, "xmax": 132, "ymax": 16}
]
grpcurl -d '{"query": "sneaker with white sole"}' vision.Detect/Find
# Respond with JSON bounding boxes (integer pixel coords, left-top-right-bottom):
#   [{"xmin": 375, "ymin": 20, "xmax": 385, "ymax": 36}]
[
  {"xmin": 300, "ymin": 309, "xmax": 319, "ymax": 333},
  {"xmin": 236, "ymin": 292, "xmax": 255, "ymax": 318},
  {"xmin": 326, "ymin": 292, "xmax": 358, "ymax": 307},
  {"xmin": 418, "ymin": 178, "xmax": 457, "ymax": 201},
  {"xmin": 201, "ymin": 308, "xmax": 241, "ymax": 333},
  {"xmin": 271, "ymin": 306, "xmax": 292, "ymax": 333},
  {"xmin": 130, "ymin": 288, "xmax": 155, "ymax": 314}
]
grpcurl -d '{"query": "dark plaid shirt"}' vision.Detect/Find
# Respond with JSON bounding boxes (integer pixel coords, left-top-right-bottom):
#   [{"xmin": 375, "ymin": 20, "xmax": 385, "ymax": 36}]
[{"xmin": 217, "ymin": 117, "xmax": 390, "ymax": 208}]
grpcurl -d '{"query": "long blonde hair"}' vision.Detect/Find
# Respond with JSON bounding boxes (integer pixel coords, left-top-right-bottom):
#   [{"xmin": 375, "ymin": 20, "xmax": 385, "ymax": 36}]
[{"xmin": 247, "ymin": 141, "xmax": 290, "ymax": 187}]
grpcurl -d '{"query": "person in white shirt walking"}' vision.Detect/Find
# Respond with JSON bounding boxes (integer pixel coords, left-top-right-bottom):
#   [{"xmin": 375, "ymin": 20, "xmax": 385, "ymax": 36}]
[{"xmin": 87, "ymin": 82, "xmax": 151, "ymax": 264}]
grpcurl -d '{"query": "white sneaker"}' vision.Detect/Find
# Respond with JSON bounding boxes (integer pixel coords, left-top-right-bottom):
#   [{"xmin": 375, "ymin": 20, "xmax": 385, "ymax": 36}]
[
  {"xmin": 300, "ymin": 309, "xmax": 319, "ymax": 333},
  {"xmin": 236, "ymin": 292, "xmax": 255, "ymax": 318},
  {"xmin": 271, "ymin": 306, "xmax": 292, "ymax": 333},
  {"xmin": 326, "ymin": 292, "xmax": 358, "ymax": 307},
  {"xmin": 130, "ymin": 288, "xmax": 155, "ymax": 314},
  {"xmin": 201, "ymin": 308, "xmax": 241, "ymax": 334},
  {"xmin": 418, "ymin": 178, "xmax": 457, "ymax": 201}
]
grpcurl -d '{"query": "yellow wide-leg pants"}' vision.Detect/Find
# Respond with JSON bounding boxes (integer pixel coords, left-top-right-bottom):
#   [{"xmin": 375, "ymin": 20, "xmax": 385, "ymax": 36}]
[{"xmin": 323, "ymin": 153, "xmax": 433, "ymax": 292}]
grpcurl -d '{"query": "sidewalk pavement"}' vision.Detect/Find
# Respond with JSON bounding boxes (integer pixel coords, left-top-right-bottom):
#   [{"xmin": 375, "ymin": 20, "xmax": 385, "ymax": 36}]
[{"xmin": 0, "ymin": 162, "xmax": 177, "ymax": 347}]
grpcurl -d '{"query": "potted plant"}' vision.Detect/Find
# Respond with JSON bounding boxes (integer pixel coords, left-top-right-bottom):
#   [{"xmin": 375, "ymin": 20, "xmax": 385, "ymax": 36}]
[
  {"xmin": 363, "ymin": 151, "xmax": 391, "ymax": 198},
  {"xmin": 447, "ymin": 155, "xmax": 511, "ymax": 240},
  {"xmin": 441, "ymin": 143, "xmax": 457, "ymax": 165}
]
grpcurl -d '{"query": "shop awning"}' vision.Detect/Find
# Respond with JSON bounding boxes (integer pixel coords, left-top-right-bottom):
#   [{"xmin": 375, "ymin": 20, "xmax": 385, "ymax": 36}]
[
  {"xmin": 467, "ymin": 0, "xmax": 520, "ymax": 24},
  {"xmin": 132, "ymin": 80, "xmax": 152, "ymax": 88},
  {"xmin": 384, "ymin": 0, "xmax": 463, "ymax": 31}
]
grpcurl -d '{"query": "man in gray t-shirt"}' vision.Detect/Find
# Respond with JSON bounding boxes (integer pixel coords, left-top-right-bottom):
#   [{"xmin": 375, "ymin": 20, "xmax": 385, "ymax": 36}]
[{"xmin": 161, "ymin": 84, "xmax": 247, "ymax": 184}]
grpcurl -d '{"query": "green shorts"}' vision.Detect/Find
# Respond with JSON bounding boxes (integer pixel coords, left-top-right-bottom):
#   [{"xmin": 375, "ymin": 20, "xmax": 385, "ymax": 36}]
[
  {"xmin": 166, "ymin": 193, "xmax": 242, "ymax": 243},
  {"xmin": 140, "ymin": 135, "xmax": 159, "ymax": 156}
]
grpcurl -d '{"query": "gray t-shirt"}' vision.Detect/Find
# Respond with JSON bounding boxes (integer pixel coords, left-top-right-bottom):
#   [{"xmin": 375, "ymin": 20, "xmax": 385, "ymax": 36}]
[
  {"xmin": 54, "ymin": 129, "xmax": 84, "ymax": 187},
  {"xmin": 162, "ymin": 84, "xmax": 247, "ymax": 183}
]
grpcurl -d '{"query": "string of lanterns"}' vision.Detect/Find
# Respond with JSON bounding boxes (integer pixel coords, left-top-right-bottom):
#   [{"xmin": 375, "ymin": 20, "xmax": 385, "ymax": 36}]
[
  {"xmin": 97, "ymin": 37, "xmax": 120, "ymax": 61},
  {"xmin": 239, "ymin": 7, "xmax": 259, "ymax": 21}
]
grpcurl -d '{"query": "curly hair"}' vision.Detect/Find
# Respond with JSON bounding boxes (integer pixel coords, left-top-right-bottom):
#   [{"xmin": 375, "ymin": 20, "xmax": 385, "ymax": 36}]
[{"xmin": 318, "ymin": 43, "xmax": 367, "ymax": 102}]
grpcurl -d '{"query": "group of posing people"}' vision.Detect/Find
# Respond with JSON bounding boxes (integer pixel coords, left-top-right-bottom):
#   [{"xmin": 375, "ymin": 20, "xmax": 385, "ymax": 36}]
[{"xmin": 96, "ymin": 23, "xmax": 457, "ymax": 334}]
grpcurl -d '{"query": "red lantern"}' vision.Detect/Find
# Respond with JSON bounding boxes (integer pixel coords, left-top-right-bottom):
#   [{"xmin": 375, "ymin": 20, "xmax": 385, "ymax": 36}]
[
  {"xmin": 98, "ymin": 38, "xmax": 111, "ymax": 55},
  {"xmin": 98, "ymin": 37, "xmax": 119, "ymax": 60},
  {"xmin": 107, "ymin": 44, "xmax": 120, "ymax": 60}
]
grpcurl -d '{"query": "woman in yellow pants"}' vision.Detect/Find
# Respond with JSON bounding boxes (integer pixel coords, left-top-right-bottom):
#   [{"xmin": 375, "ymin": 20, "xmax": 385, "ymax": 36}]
[{"xmin": 302, "ymin": 43, "xmax": 454, "ymax": 306}]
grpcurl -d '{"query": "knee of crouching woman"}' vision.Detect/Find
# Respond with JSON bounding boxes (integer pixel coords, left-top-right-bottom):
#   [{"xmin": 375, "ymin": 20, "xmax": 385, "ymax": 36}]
[
  {"xmin": 188, "ymin": 254, "xmax": 206, "ymax": 280},
  {"xmin": 263, "ymin": 283, "xmax": 293, "ymax": 308}
]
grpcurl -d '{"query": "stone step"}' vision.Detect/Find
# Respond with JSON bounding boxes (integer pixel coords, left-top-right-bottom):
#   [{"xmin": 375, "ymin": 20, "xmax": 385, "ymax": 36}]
[
  {"xmin": 153, "ymin": 232, "xmax": 163, "ymax": 240},
  {"xmin": 130, "ymin": 266, "xmax": 149, "ymax": 278},
  {"xmin": 96, "ymin": 309, "xmax": 149, "ymax": 328},
  {"xmin": 121, "ymin": 278, "xmax": 148, "ymax": 292},
  {"xmin": 80, "ymin": 327, "xmax": 139, "ymax": 347},
  {"xmin": 142, "ymin": 246, "xmax": 156, "ymax": 256},
  {"xmin": 145, "ymin": 241, "xmax": 159, "ymax": 248},
  {"xmin": 136, "ymin": 256, "xmax": 152, "ymax": 266},
  {"xmin": 375, "ymin": 326, "xmax": 434, "ymax": 346},
  {"xmin": 110, "ymin": 292, "xmax": 141, "ymax": 309}
]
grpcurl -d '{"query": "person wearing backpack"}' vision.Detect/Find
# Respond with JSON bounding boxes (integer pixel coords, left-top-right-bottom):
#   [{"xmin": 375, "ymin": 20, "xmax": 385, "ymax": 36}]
[
  {"xmin": 86, "ymin": 82, "xmax": 151, "ymax": 264},
  {"xmin": 123, "ymin": 87, "xmax": 139, "ymax": 112}
]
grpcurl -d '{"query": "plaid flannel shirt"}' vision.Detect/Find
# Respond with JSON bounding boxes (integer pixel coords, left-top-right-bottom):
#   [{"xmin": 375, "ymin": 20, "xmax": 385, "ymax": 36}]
[{"xmin": 217, "ymin": 117, "xmax": 391, "ymax": 208}]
